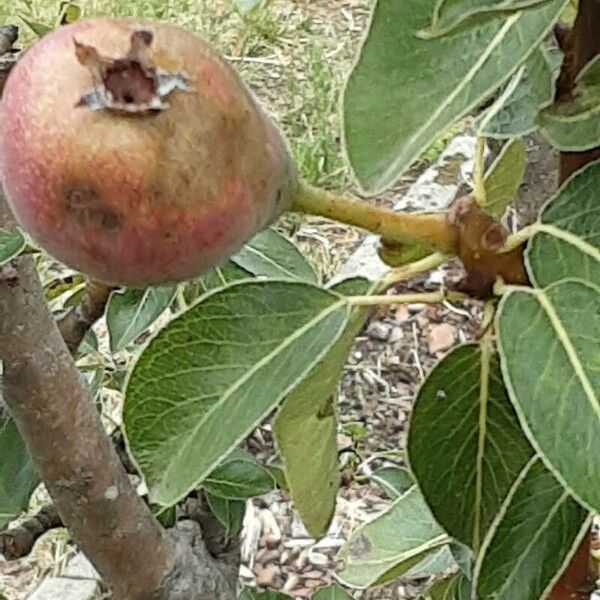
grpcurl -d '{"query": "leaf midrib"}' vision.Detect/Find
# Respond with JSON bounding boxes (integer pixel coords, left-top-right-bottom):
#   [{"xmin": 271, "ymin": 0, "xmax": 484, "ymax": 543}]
[{"xmin": 161, "ymin": 294, "xmax": 349, "ymax": 490}]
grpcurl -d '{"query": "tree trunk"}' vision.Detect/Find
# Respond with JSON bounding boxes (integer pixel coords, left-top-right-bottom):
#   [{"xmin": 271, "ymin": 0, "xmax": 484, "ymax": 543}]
[{"xmin": 549, "ymin": 1, "xmax": 600, "ymax": 598}]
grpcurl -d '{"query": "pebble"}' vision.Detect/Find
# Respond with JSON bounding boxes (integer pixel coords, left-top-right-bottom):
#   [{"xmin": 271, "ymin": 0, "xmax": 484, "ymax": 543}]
[
  {"xmin": 256, "ymin": 565, "xmax": 278, "ymax": 587},
  {"xmin": 238, "ymin": 565, "xmax": 255, "ymax": 581},
  {"xmin": 308, "ymin": 551, "xmax": 329, "ymax": 566},
  {"xmin": 389, "ymin": 326, "xmax": 404, "ymax": 343},
  {"xmin": 303, "ymin": 570, "xmax": 324, "ymax": 579},
  {"xmin": 367, "ymin": 322, "xmax": 391, "ymax": 342},
  {"xmin": 295, "ymin": 553, "xmax": 308, "ymax": 570},
  {"xmin": 428, "ymin": 323, "xmax": 457, "ymax": 353},
  {"xmin": 313, "ymin": 537, "xmax": 344, "ymax": 550},
  {"xmin": 282, "ymin": 573, "xmax": 300, "ymax": 593}
]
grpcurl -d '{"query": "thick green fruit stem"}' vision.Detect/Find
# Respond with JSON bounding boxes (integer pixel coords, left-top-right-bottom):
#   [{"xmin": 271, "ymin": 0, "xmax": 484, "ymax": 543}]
[{"xmin": 294, "ymin": 182, "xmax": 459, "ymax": 253}]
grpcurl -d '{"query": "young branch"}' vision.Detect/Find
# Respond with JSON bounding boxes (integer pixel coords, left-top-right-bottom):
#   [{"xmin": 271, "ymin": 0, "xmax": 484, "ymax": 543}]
[
  {"xmin": 349, "ymin": 290, "xmax": 466, "ymax": 307},
  {"xmin": 294, "ymin": 184, "xmax": 529, "ymax": 296},
  {"xmin": 0, "ymin": 25, "xmax": 19, "ymax": 97},
  {"xmin": 293, "ymin": 182, "xmax": 459, "ymax": 253},
  {"xmin": 57, "ymin": 280, "xmax": 114, "ymax": 353},
  {"xmin": 0, "ymin": 505, "xmax": 62, "ymax": 560}
]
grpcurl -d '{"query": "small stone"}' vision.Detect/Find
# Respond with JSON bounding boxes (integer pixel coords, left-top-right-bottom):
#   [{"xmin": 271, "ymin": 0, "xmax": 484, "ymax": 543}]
[
  {"xmin": 290, "ymin": 516, "xmax": 311, "ymax": 538},
  {"xmin": 389, "ymin": 326, "xmax": 404, "ymax": 343},
  {"xmin": 367, "ymin": 322, "xmax": 391, "ymax": 342},
  {"xmin": 295, "ymin": 552, "xmax": 308, "ymax": 570},
  {"xmin": 387, "ymin": 355, "xmax": 402, "ymax": 367},
  {"xmin": 64, "ymin": 554, "xmax": 99, "ymax": 580},
  {"xmin": 427, "ymin": 269, "xmax": 444, "ymax": 286},
  {"xmin": 313, "ymin": 537, "xmax": 344, "ymax": 550},
  {"xmin": 395, "ymin": 304, "xmax": 410, "ymax": 322},
  {"xmin": 280, "ymin": 550, "xmax": 290, "ymax": 564},
  {"xmin": 304, "ymin": 578, "xmax": 323, "ymax": 589},
  {"xmin": 29, "ymin": 577, "xmax": 98, "ymax": 600},
  {"xmin": 428, "ymin": 323, "xmax": 456, "ymax": 353},
  {"xmin": 239, "ymin": 565, "xmax": 255, "ymax": 581},
  {"xmin": 283, "ymin": 573, "xmax": 300, "ymax": 593},
  {"xmin": 264, "ymin": 533, "xmax": 280, "ymax": 549},
  {"xmin": 256, "ymin": 565, "xmax": 278, "ymax": 587},
  {"xmin": 408, "ymin": 303, "xmax": 426, "ymax": 314},
  {"xmin": 303, "ymin": 570, "xmax": 324, "ymax": 578},
  {"xmin": 308, "ymin": 551, "xmax": 329, "ymax": 566}
]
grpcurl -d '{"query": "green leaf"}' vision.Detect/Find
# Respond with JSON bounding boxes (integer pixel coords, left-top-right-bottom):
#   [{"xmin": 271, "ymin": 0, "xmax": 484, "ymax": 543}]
[
  {"xmin": 479, "ymin": 47, "xmax": 561, "ymax": 138},
  {"xmin": 79, "ymin": 366, "xmax": 104, "ymax": 401},
  {"xmin": 404, "ymin": 544, "xmax": 459, "ymax": 579},
  {"xmin": 342, "ymin": 0, "xmax": 567, "ymax": 193},
  {"xmin": 266, "ymin": 463, "xmax": 288, "ymax": 491},
  {"xmin": 0, "ymin": 227, "xmax": 26, "ymax": 266},
  {"xmin": 422, "ymin": 573, "xmax": 470, "ymax": 600},
  {"xmin": 450, "ymin": 542, "xmax": 472, "ymax": 579},
  {"xmin": 378, "ymin": 242, "xmax": 434, "ymax": 268},
  {"xmin": 107, "ymin": 286, "xmax": 176, "ymax": 353},
  {"xmin": 18, "ymin": 16, "xmax": 53, "ymax": 37},
  {"xmin": 538, "ymin": 56, "xmax": 600, "ymax": 151},
  {"xmin": 153, "ymin": 504, "xmax": 176, "ymax": 528},
  {"xmin": 408, "ymin": 343, "xmax": 533, "ymax": 550},
  {"xmin": 200, "ymin": 262, "xmax": 253, "ymax": 293},
  {"xmin": 206, "ymin": 492, "xmax": 245, "ymax": 539},
  {"xmin": 337, "ymin": 486, "xmax": 448, "ymax": 588},
  {"xmin": 473, "ymin": 458, "xmax": 589, "ymax": 600},
  {"xmin": 232, "ymin": 229, "xmax": 318, "ymax": 284},
  {"xmin": 234, "ymin": 0, "xmax": 264, "ymax": 15},
  {"xmin": 58, "ymin": 2, "xmax": 81, "ymax": 25},
  {"xmin": 124, "ymin": 280, "xmax": 351, "ymax": 506},
  {"xmin": 203, "ymin": 451, "xmax": 274, "ymax": 500},
  {"xmin": 371, "ymin": 466, "xmax": 414, "ymax": 500},
  {"xmin": 526, "ymin": 160, "xmax": 600, "ymax": 288},
  {"xmin": 0, "ymin": 417, "xmax": 38, "ymax": 527},
  {"xmin": 76, "ymin": 329, "xmax": 99, "ymax": 359},
  {"xmin": 427, "ymin": 0, "xmax": 549, "ymax": 38},
  {"xmin": 312, "ymin": 584, "xmax": 353, "ymax": 600},
  {"xmin": 482, "ymin": 138, "xmax": 526, "ymax": 217},
  {"xmin": 273, "ymin": 278, "xmax": 372, "ymax": 538},
  {"xmin": 497, "ymin": 280, "xmax": 600, "ymax": 511},
  {"xmin": 239, "ymin": 590, "xmax": 292, "ymax": 600}
]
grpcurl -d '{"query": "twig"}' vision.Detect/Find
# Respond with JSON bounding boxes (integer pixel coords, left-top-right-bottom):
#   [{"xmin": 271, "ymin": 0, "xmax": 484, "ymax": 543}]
[
  {"xmin": 57, "ymin": 280, "xmax": 115, "ymax": 353},
  {"xmin": 0, "ymin": 25, "xmax": 18, "ymax": 56},
  {"xmin": 0, "ymin": 25, "xmax": 19, "ymax": 96},
  {"xmin": 380, "ymin": 252, "xmax": 449, "ymax": 290},
  {"xmin": 0, "ymin": 505, "xmax": 62, "ymax": 560},
  {"xmin": 349, "ymin": 290, "xmax": 466, "ymax": 306}
]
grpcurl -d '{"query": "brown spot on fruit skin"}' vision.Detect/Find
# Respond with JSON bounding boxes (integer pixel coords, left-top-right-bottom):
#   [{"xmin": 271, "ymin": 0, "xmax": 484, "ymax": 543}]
[
  {"xmin": 65, "ymin": 188, "xmax": 122, "ymax": 232},
  {"xmin": 0, "ymin": 18, "xmax": 298, "ymax": 286}
]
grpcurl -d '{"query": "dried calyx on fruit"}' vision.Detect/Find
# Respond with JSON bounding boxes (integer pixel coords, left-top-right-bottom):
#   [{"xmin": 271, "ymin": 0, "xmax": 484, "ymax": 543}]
[
  {"xmin": 0, "ymin": 19, "xmax": 298, "ymax": 286},
  {"xmin": 74, "ymin": 30, "xmax": 189, "ymax": 114}
]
